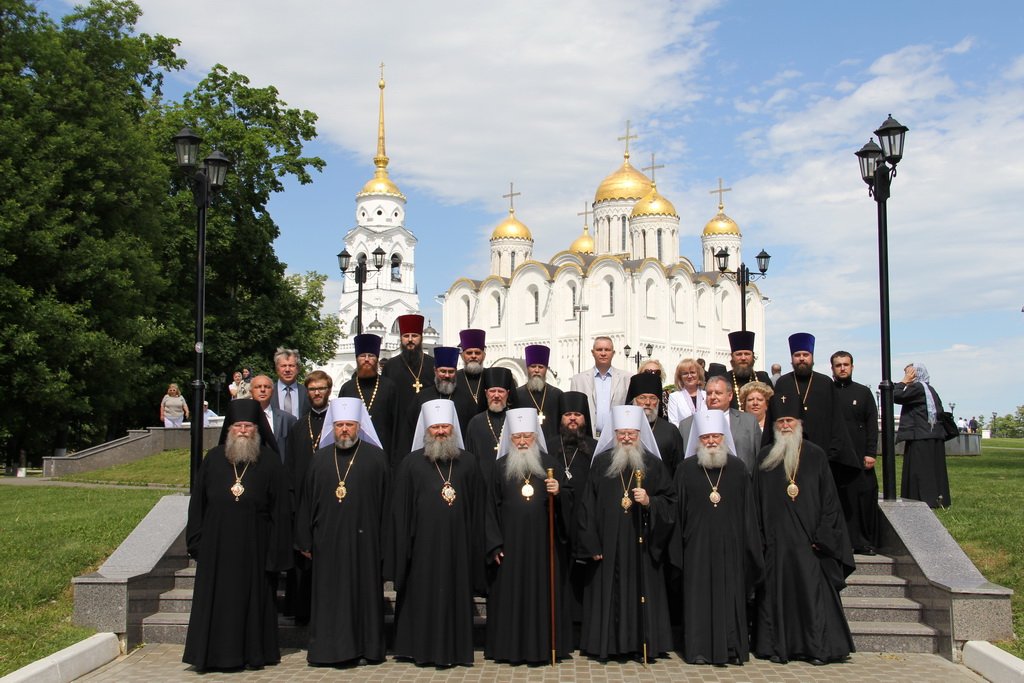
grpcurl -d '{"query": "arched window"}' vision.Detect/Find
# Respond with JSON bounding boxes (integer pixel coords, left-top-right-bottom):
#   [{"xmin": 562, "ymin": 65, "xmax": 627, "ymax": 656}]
[
  {"xmin": 391, "ymin": 253, "xmax": 402, "ymax": 281},
  {"xmin": 606, "ymin": 218, "xmax": 612, "ymax": 252},
  {"xmin": 463, "ymin": 296, "xmax": 471, "ymax": 327},
  {"xmin": 621, "ymin": 217, "xmax": 627, "ymax": 251},
  {"xmin": 510, "ymin": 251, "xmax": 517, "ymax": 272},
  {"xmin": 642, "ymin": 231, "xmax": 648, "ymax": 259},
  {"xmin": 569, "ymin": 282, "xmax": 577, "ymax": 319},
  {"xmin": 657, "ymin": 229, "xmax": 663, "ymax": 262},
  {"xmin": 528, "ymin": 285, "xmax": 539, "ymax": 323},
  {"xmin": 606, "ymin": 277, "xmax": 615, "ymax": 316},
  {"xmin": 645, "ymin": 280, "xmax": 656, "ymax": 318},
  {"xmin": 492, "ymin": 291, "xmax": 502, "ymax": 327}
]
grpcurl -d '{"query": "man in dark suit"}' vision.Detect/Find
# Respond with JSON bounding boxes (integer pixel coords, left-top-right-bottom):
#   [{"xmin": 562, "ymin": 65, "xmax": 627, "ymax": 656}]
[
  {"xmin": 679, "ymin": 375, "xmax": 761, "ymax": 475},
  {"xmin": 251, "ymin": 374, "xmax": 297, "ymax": 462},
  {"xmin": 275, "ymin": 347, "xmax": 309, "ymax": 419}
]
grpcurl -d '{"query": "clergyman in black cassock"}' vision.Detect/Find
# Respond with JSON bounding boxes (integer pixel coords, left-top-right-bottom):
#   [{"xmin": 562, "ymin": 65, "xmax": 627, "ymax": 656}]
[
  {"xmin": 669, "ymin": 410, "xmax": 763, "ymax": 665},
  {"xmin": 626, "ymin": 371, "xmax": 683, "ymax": 477},
  {"xmin": 381, "ymin": 314, "xmax": 435, "ymax": 459},
  {"xmin": 183, "ymin": 399, "xmax": 292, "ymax": 672},
  {"xmin": 515, "ymin": 344, "xmax": 564, "ymax": 443},
  {"xmin": 386, "ymin": 399, "xmax": 487, "ymax": 667},
  {"xmin": 295, "ymin": 397, "xmax": 389, "ymax": 665},
  {"xmin": 464, "ymin": 366, "xmax": 518, "ymax": 483},
  {"xmin": 725, "ymin": 331, "xmax": 773, "ymax": 410},
  {"xmin": 753, "ymin": 398, "xmax": 855, "ymax": 665},
  {"xmin": 338, "ymin": 333, "xmax": 400, "ymax": 466},
  {"xmin": 577, "ymin": 405, "xmax": 676, "ymax": 660},
  {"xmin": 409, "ymin": 345, "xmax": 477, "ymax": 444},
  {"xmin": 484, "ymin": 408, "xmax": 574, "ymax": 664}
]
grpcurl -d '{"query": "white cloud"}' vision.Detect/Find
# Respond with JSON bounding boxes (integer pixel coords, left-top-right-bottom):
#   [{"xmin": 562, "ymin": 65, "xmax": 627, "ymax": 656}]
[{"xmin": 1006, "ymin": 55, "xmax": 1024, "ymax": 80}]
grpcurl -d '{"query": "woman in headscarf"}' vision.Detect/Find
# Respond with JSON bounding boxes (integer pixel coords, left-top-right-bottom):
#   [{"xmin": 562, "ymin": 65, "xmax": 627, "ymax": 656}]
[{"xmin": 894, "ymin": 363, "xmax": 951, "ymax": 508}]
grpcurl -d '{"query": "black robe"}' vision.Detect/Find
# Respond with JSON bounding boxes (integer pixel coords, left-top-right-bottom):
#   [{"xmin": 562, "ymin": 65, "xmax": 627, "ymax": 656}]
[
  {"xmin": 752, "ymin": 440, "xmax": 855, "ymax": 663},
  {"xmin": 576, "ymin": 450, "xmax": 676, "ymax": 659},
  {"xmin": 183, "ymin": 446, "xmax": 292, "ymax": 671},
  {"xmin": 650, "ymin": 417, "xmax": 684, "ymax": 478},
  {"xmin": 464, "ymin": 409, "xmax": 505, "ymax": 483},
  {"xmin": 515, "ymin": 384, "xmax": 564, "ymax": 443},
  {"xmin": 727, "ymin": 370, "xmax": 773, "ymax": 410},
  {"xmin": 294, "ymin": 442, "xmax": 389, "ymax": 664},
  {"xmin": 381, "ymin": 350, "xmax": 435, "ymax": 458},
  {"xmin": 339, "ymin": 374, "xmax": 400, "ymax": 467},
  {"xmin": 834, "ymin": 378, "xmax": 880, "ymax": 550},
  {"xmin": 455, "ymin": 369, "xmax": 486, "ymax": 436},
  {"xmin": 283, "ymin": 407, "xmax": 328, "ymax": 624},
  {"xmin": 410, "ymin": 384, "xmax": 476, "ymax": 445},
  {"xmin": 386, "ymin": 450, "xmax": 487, "ymax": 666},
  {"xmin": 669, "ymin": 454, "xmax": 764, "ymax": 665},
  {"xmin": 550, "ymin": 434, "xmax": 596, "ymax": 626},
  {"xmin": 766, "ymin": 371, "xmax": 860, "ymax": 475},
  {"xmin": 484, "ymin": 452, "xmax": 574, "ymax": 663}
]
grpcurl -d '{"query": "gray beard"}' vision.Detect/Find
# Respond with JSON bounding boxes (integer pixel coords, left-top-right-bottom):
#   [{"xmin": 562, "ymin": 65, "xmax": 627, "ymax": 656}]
[
  {"xmin": 488, "ymin": 400, "xmax": 507, "ymax": 414},
  {"xmin": 337, "ymin": 436, "xmax": 359, "ymax": 450},
  {"xmin": 641, "ymin": 406, "xmax": 658, "ymax": 424},
  {"xmin": 225, "ymin": 431, "xmax": 260, "ymax": 465},
  {"xmin": 435, "ymin": 378, "xmax": 456, "ymax": 395},
  {"xmin": 606, "ymin": 442, "xmax": 646, "ymax": 477},
  {"xmin": 761, "ymin": 423, "xmax": 804, "ymax": 481},
  {"xmin": 504, "ymin": 443, "xmax": 546, "ymax": 482},
  {"xmin": 733, "ymin": 365, "xmax": 752, "ymax": 380},
  {"xmin": 464, "ymin": 361, "xmax": 483, "ymax": 376},
  {"xmin": 424, "ymin": 433, "xmax": 460, "ymax": 463},
  {"xmin": 526, "ymin": 375, "xmax": 546, "ymax": 392},
  {"xmin": 696, "ymin": 443, "xmax": 727, "ymax": 469}
]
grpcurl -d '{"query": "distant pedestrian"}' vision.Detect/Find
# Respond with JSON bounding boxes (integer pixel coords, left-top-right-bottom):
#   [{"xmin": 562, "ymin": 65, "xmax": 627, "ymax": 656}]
[
  {"xmin": 160, "ymin": 383, "xmax": 189, "ymax": 428},
  {"xmin": 895, "ymin": 363, "xmax": 951, "ymax": 508},
  {"xmin": 957, "ymin": 417, "xmax": 967, "ymax": 434},
  {"xmin": 968, "ymin": 416, "xmax": 979, "ymax": 434}
]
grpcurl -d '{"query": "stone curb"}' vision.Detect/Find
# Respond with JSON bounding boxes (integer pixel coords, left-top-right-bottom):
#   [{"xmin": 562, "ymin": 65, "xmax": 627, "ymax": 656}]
[
  {"xmin": 963, "ymin": 641, "xmax": 1024, "ymax": 682},
  {"xmin": 0, "ymin": 633, "xmax": 122, "ymax": 683}
]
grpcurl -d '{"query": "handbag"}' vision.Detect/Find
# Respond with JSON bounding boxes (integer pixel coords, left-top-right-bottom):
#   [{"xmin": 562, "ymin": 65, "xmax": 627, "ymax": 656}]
[{"xmin": 938, "ymin": 411, "xmax": 959, "ymax": 441}]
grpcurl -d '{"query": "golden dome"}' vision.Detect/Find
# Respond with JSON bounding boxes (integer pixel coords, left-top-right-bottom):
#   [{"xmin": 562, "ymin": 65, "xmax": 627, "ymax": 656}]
[
  {"xmin": 630, "ymin": 183, "xmax": 677, "ymax": 218},
  {"xmin": 357, "ymin": 67, "xmax": 406, "ymax": 200},
  {"xmin": 702, "ymin": 202, "xmax": 741, "ymax": 236},
  {"xmin": 594, "ymin": 155, "xmax": 652, "ymax": 203},
  {"xmin": 570, "ymin": 225, "xmax": 595, "ymax": 254},
  {"xmin": 359, "ymin": 169, "xmax": 405, "ymax": 199},
  {"xmin": 490, "ymin": 209, "xmax": 533, "ymax": 241}
]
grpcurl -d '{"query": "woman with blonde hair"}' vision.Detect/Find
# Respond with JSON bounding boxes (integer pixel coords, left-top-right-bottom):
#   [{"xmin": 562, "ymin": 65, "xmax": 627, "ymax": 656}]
[
  {"xmin": 160, "ymin": 383, "xmax": 189, "ymax": 428},
  {"xmin": 738, "ymin": 381, "xmax": 773, "ymax": 432},
  {"xmin": 667, "ymin": 358, "xmax": 706, "ymax": 425}
]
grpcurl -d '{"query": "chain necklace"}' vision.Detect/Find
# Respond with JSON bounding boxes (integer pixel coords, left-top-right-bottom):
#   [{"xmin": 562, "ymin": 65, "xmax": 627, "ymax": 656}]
[
  {"xmin": 793, "ymin": 373, "xmax": 814, "ymax": 413},
  {"xmin": 332, "ymin": 442, "xmax": 360, "ymax": 502},
  {"xmin": 402, "ymin": 352, "xmax": 425, "ymax": 393},
  {"xmin": 521, "ymin": 476, "xmax": 535, "ymax": 500},
  {"xmin": 786, "ymin": 445, "xmax": 802, "ymax": 500},
  {"xmin": 702, "ymin": 463, "xmax": 724, "ymax": 507},
  {"xmin": 306, "ymin": 411, "xmax": 325, "ymax": 453},
  {"xmin": 559, "ymin": 436, "xmax": 578, "ymax": 480},
  {"xmin": 527, "ymin": 384, "xmax": 548, "ymax": 424},
  {"xmin": 485, "ymin": 412, "xmax": 502, "ymax": 453},
  {"xmin": 732, "ymin": 372, "xmax": 745, "ymax": 411},
  {"xmin": 619, "ymin": 469, "xmax": 636, "ymax": 512},
  {"xmin": 230, "ymin": 461, "xmax": 250, "ymax": 501},
  {"xmin": 355, "ymin": 374, "xmax": 380, "ymax": 417},
  {"xmin": 436, "ymin": 460, "xmax": 457, "ymax": 506},
  {"xmin": 463, "ymin": 372, "xmax": 482, "ymax": 402}
]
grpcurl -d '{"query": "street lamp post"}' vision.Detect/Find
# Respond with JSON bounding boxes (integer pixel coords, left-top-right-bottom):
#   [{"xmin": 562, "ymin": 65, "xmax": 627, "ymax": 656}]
[
  {"xmin": 856, "ymin": 114, "xmax": 909, "ymax": 501},
  {"xmin": 173, "ymin": 127, "xmax": 231, "ymax": 494},
  {"xmin": 623, "ymin": 343, "xmax": 653, "ymax": 370},
  {"xmin": 715, "ymin": 249, "xmax": 771, "ymax": 332},
  {"xmin": 338, "ymin": 246, "xmax": 386, "ymax": 334},
  {"xmin": 573, "ymin": 304, "xmax": 589, "ymax": 372}
]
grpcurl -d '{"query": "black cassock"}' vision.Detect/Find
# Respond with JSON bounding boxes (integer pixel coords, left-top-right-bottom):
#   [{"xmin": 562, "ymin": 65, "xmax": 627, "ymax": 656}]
[
  {"xmin": 295, "ymin": 441, "xmax": 389, "ymax": 664},
  {"xmin": 484, "ymin": 453, "xmax": 574, "ymax": 664},
  {"xmin": 464, "ymin": 410, "xmax": 505, "ymax": 483},
  {"xmin": 752, "ymin": 440, "xmax": 855, "ymax": 663},
  {"xmin": 183, "ymin": 446, "xmax": 292, "ymax": 671},
  {"xmin": 650, "ymin": 417, "xmax": 684, "ymax": 477},
  {"xmin": 515, "ymin": 384, "xmax": 564, "ymax": 443},
  {"xmin": 284, "ymin": 407, "xmax": 328, "ymax": 624},
  {"xmin": 386, "ymin": 450, "xmax": 487, "ymax": 666},
  {"xmin": 551, "ymin": 436, "xmax": 596, "ymax": 627},
  {"xmin": 339, "ymin": 375, "xmax": 400, "ymax": 467},
  {"xmin": 669, "ymin": 454, "xmax": 764, "ymax": 665},
  {"xmin": 576, "ymin": 450, "xmax": 676, "ymax": 659},
  {"xmin": 381, "ymin": 351, "xmax": 434, "ymax": 458}
]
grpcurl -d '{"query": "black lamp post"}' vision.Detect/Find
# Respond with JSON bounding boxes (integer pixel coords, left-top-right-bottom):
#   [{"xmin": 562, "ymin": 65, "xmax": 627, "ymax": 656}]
[
  {"xmin": 573, "ymin": 304, "xmax": 589, "ymax": 372},
  {"xmin": 623, "ymin": 343, "xmax": 653, "ymax": 370},
  {"xmin": 173, "ymin": 127, "xmax": 231, "ymax": 494},
  {"xmin": 856, "ymin": 113, "xmax": 909, "ymax": 501},
  {"xmin": 715, "ymin": 248, "xmax": 770, "ymax": 331},
  {"xmin": 338, "ymin": 246, "xmax": 386, "ymax": 334}
]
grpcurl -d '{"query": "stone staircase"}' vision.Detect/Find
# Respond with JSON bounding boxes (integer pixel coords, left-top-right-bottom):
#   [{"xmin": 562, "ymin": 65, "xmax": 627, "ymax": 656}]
[{"xmin": 142, "ymin": 548, "xmax": 938, "ymax": 653}]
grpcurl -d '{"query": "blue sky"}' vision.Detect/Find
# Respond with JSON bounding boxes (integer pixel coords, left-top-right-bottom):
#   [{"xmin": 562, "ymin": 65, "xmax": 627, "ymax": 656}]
[{"xmin": 43, "ymin": 0, "xmax": 1024, "ymax": 420}]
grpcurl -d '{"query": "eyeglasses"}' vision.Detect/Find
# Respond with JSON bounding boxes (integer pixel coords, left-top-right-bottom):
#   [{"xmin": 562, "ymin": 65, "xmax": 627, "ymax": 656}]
[{"xmin": 307, "ymin": 386, "xmax": 331, "ymax": 393}]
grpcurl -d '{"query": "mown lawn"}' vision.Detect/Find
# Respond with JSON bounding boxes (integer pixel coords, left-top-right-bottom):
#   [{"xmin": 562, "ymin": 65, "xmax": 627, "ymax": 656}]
[
  {"xmin": 58, "ymin": 448, "xmax": 189, "ymax": 488},
  {"xmin": 0, "ymin": 487, "xmax": 171, "ymax": 676}
]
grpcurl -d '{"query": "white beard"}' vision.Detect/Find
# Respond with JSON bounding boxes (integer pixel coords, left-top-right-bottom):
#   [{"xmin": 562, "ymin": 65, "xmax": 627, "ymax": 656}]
[
  {"xmin": 526, "ymin": 375, "xmax": 546, "ymax": 393},
  {"xmin": 696, "ymin": 442, "xmax": 727, "ymax": 469},
  {"xmin": 225, "ymin": 431, "xmax": 260, "ymax": 465},
  {"xmin": 606, "ymin": 442, "xmax": 646, "ymax": 477},
  {"xmin": 424, "ymin": 432, "xmax": 460, "ymax": 462},
  {"xmin": 488, "ymin": 399, "xmax": 507, "ymax": 414},
  {"xmin": 504, "ymin": 443, "xmax": 546, "ymax": 482},
  {"xmin": 337, "ymin": 436, "xmax": 359, "ymax": 450},
  {"xmin": 640, "ymin": 405, "xmax": 658, "ymax": 423},
  {"xmin": 760, "ymin": 422, "xmax": 804, "ymax": 481},
  {"xmin": 464, "ymin": 361, "xmax": 483, "ymax": 376}
]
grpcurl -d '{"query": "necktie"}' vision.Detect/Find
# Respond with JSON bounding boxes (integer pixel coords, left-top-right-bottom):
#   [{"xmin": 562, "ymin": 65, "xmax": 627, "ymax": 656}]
[{"xmin": 284, "ymin": 385, "xmax": 293, "ymax": 416}]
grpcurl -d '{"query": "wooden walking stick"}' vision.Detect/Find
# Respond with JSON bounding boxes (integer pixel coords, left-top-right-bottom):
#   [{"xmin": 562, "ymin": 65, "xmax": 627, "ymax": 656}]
[
  {"xmin": 635, "ymin": 468, "xmax": 649, "ymax": 667},
  {"xmin": 547, "ymin": 467, "xmax": 557, "ymax": 666}
]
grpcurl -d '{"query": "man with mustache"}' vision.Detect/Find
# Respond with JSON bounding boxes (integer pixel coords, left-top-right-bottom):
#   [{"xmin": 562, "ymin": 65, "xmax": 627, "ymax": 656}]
[
  {"xmin": 515, "ymin": 344, "xmax": 563, "ymax": 442},
  {"xmin": 724, "ymin": 331, "xmax": 772, "ymax": 410},
  {"xmin": 338, "ymin": 333, "xmax": 399, "ymax": 466},
  {"xmin": 381, "ymin": 314, "xmax": 435, "ymax": 457},
  {"xmin": 464, "ymin": 366, "xmax": 518, "ymax": 483}
]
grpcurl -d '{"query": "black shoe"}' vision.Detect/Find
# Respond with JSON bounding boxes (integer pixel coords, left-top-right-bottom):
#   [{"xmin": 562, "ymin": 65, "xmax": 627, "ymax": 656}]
[
  {"xmin": 855, "ymin": 546, "xmax": 876, "ymax": 556},
  {"xmin": 807, "ymin": 658, "xmax": 827, "ymax": 666},
  {"xmin": 692, "ymin": 656, "xmax": 708, "ymax": 665}
]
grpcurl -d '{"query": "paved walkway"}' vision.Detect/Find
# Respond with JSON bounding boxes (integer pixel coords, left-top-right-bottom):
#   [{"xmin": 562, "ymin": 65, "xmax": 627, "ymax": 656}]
[{"xmin": 79, "ymin": 644, "xmax": 985, "ymax": 682}]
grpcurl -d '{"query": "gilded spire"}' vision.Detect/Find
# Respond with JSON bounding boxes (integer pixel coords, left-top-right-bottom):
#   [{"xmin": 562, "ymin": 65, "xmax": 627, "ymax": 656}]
[
  {"xmin": 374, "ymin": 61, "xmax": 389, "ymax": 172},
  {"xmin": 618, "ymin": 119, "xmax": 638, "ymax": 161}
]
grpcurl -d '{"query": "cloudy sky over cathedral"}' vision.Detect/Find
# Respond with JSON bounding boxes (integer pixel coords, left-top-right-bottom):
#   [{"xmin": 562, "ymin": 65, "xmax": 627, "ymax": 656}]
[{"xmin": 45, "ymin": 0, "xmax": 1024, "ymax": 418}]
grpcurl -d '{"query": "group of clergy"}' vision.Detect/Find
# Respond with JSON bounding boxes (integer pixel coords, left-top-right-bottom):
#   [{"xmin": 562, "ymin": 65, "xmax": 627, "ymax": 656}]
[{"xmin": 183, "ymin": 316, "xmax": 862, "ymax": 672}]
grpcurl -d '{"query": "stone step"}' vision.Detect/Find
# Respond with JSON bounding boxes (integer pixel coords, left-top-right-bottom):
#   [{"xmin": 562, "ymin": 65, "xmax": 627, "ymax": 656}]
[
  {"xmin": 841, "ymin": 573, "xmax": 908, "ymax": 598},
  {"xmin": 156, "ymin": 587, "xmax": 194, "ymax": 614},
  {"xmin": 172, "ymin": 565, "xmax": 195, "ymax": 590},
  {"xmin": 850, "ymin": 553, "xmax": 897, "ymax": 576},
  {"xmin": 849, "ymin": 620, "xmax": 938, "ymax": 654},
  {"xmin": 141, "ymin": 611, "xmax": 189, "ymax": 645},
  {"xmin": 842, "ymin": 596, "xmax": 923, "ymax": 622}
]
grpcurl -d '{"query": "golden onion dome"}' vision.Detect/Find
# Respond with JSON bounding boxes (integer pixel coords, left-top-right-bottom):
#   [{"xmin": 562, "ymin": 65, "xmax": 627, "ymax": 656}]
[
  {"xmin": 358, "ymin": 68, "xmax": 406, "ymax": 200},
  {"xmin": 358, "ymin": 168, "xmax": 406, "ymax": 199},
  {"xmin": 630, "ymin": 183, "xmax": 678, "ymax": 218},
  {"xmin": 490, "ymin": 209, "xmax": 533, "ymax": 241},
  {"xmin": 569, "ymin": 225, "xmax": 595, "ymax": 254},
  {"xmin": 702, "ymin": 203, "xmax": 741, "ymax": 236},
  {"xmin": 594, "ymin": 155, "xmax": 652, "ymax": 203}
]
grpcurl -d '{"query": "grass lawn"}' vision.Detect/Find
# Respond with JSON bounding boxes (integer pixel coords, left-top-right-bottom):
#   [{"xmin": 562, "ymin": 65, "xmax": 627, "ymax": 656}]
[
  {"xmin": 57, "ymin": 448, "xmax": 189, "ymax": 488},
  {"xmin": 0, "ymin": 486, "xmax": 171, "ymax": 676}
]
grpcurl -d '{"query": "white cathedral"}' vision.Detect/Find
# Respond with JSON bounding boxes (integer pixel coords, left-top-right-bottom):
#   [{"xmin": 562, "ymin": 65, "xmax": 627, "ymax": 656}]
[{"xmin": 439, "ymin": 140, "xmax": 768, "ymax": 388}]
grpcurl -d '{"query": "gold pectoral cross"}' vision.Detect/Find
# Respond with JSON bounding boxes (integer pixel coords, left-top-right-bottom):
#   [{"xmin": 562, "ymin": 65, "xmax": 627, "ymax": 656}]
[
  {"xmin": 538, "ymin": 413, "xmax": 545, "ymax": 425},
  {"xmin": 412, "ymin": 378, "xmax": 422, "ymax": 393}
]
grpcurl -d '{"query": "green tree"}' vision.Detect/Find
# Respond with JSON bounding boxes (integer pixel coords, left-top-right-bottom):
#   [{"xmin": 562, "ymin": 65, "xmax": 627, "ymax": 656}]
[
  {"xmin": 990, "ymin": 407, "xmax": 1024, "ymax": 439},
  {"xmin": 0, "ymin": 0, "xmax": 183, "ymax": 461}
]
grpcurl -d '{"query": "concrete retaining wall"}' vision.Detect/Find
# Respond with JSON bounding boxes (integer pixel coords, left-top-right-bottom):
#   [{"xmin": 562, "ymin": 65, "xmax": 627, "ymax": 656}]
[{"xmin": 42, "ymin": 428, "xmax": 221, "ymax": 477}]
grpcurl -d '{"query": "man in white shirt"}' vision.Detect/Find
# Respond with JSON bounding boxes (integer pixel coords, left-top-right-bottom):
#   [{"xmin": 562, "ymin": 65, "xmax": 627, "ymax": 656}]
[{"xmin": 569, "ymin": 336, "xmax": 628, "ymax": 438}]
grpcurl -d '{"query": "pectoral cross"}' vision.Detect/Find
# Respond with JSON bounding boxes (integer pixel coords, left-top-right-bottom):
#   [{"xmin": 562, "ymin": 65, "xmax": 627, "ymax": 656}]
[
  {"xmin": 412, "ymin": 378, "xmax": 422, "ymax": 393},
  {"xmin": 538, "ymin": 413, "xmax": 545, "ymax": 425},
  {"xmin": 780, "ymin": 396, "xmax": 786, "ymax": 403}
]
